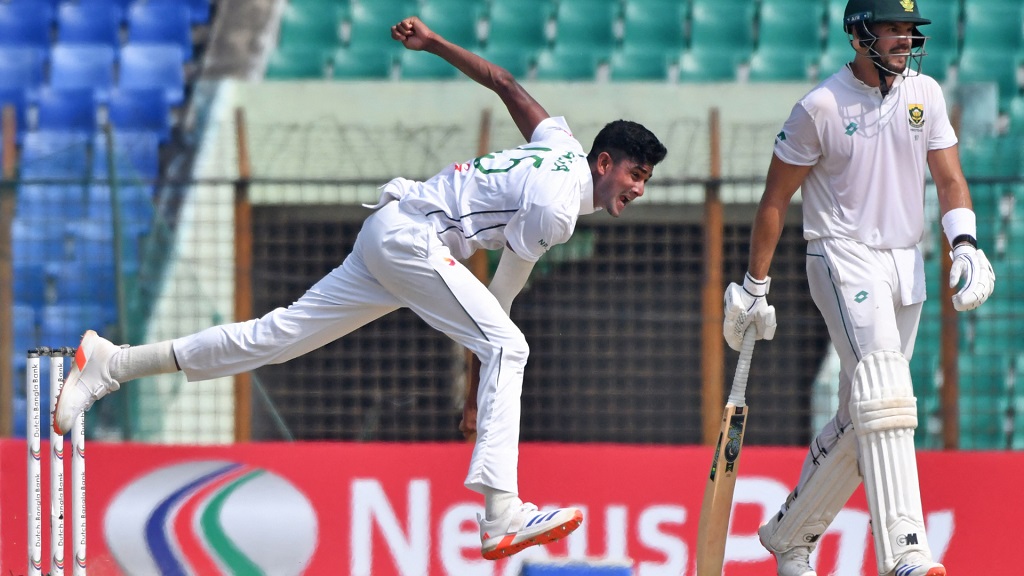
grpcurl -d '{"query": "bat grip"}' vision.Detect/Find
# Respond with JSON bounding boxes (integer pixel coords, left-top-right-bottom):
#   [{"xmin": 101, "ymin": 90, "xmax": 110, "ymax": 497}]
[{"xmin": 727, "ymin": 328, "xmax": 756, "ymax": 407}]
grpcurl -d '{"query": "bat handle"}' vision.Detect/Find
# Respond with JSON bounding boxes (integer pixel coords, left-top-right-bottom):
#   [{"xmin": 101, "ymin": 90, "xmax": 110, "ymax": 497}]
[{"xmin": 727, "ymin": 328, "xmax": 756, "ymax": 407}]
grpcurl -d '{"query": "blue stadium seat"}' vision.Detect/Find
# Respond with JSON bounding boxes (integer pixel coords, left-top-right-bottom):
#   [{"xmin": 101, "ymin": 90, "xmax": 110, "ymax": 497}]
[
  {"xmin": 108, "ymin": 88, "xmax": 172, "ymax": 143},
  {"xmin": 40, "ymin": 303, "xmax": 110, "ymax": 346},
  {"xmin": 57, "ymin": 2, "xmax": 122, "ymax": 48},
  {"xmin": 13, "ymin": 261, "xmax": 49, "ymax": 309},
  {"xmin": 87, "ymin": 184, "xmax": 156, "ymax": 227},
  {"xmin": 93, "ymin": 131, "xmax": 161, "ymax": 181},
  {"xmin": 119, "ymin": 44, "xmax": 186, "ymax": 106},
  {"xmin": 16, "ymin": 184, "xmax": 89, "ymax": 222},
  {"xmin": 18, "ymin": 132, "xmax": 92, "ymax": 179},
  {"xmin": 0, "ymin": 3, "xmax": 53, "ymax": 50},
  {"xmin": 0, "ymin": 86, "xmax": 30, "ymax": 138},
  {"xmin": 36, "ymin": 87, "xmax": 98, "ymax": 134},
  {"xmin": 0, "ymin": 46, "xmax": 47, "ymax": 103},
  {"xmin": 13, "ymin": 304, "xmax": 38, "ymax": 357},
  {"xmin": 49, "ymin": 44, "xmax": 117, "ymax": 103},
  {"xmin": 11, "ymin": 218, "xmax": 66, "ymax": 264},
  {"xmin": 127, "ymin": 2, "xmax": 194, "ymax": 61},
  {"xmin": 149, "ymin": 0, "xmax": 212, "ymax": 25}
]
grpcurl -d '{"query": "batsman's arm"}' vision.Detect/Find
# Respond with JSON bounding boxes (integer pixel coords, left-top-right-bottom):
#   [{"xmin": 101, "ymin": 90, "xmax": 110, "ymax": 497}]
[
  {"xmin": 747, "ymin": 154, "xmax": 810, "ymax": 278},
  {"xmin": 391, "ymin": 16, "xmax": 549, "ymax": 141}
]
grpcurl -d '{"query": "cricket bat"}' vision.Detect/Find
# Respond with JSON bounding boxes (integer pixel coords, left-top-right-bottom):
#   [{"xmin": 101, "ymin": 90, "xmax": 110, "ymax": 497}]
[{"xmin": 695, "ymin": 328, "xmax": 756, "ymax": 576}]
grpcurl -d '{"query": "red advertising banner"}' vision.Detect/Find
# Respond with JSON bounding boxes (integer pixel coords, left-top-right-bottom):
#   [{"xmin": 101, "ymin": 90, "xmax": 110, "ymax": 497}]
[{"xmin": 1, "ymin": 440, "xmax": 1021, "ymax": 575}]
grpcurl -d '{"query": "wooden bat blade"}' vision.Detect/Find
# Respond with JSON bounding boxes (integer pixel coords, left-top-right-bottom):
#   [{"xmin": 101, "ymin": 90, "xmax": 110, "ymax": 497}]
[{"xmin": 695, "ymin": 403, "xmax": 748, "ymax": 576}]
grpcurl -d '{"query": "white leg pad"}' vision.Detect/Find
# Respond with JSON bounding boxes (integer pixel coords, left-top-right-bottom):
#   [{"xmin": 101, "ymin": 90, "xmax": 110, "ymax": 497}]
[
  {"xmin": 761, "ymin": 419, "xmax": 860, "ymax": 553},
  {"xmin": 850, "ymin": 350, "xmax": 930, "ymax": 575}
]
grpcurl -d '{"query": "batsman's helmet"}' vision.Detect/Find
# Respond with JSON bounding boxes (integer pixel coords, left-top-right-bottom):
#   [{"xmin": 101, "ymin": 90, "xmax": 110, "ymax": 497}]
[{"xmin": 843, "ymin": 0, "xmax": 930, "ymax": 74}]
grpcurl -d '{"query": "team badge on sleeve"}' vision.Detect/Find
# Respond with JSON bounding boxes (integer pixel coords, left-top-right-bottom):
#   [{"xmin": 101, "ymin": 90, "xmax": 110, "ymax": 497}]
[{"xmin": 908, "ymin": 104, "xmax": 925, "ymax": 129}]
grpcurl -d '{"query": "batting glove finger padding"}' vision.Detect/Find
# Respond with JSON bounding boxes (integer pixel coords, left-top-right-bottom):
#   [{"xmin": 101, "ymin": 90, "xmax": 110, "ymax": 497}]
[
  {"xmin": 723, "ymin": 274, "xmax": 776, "ymax": 351},
  {"xmin": 949, "ymin": 246, "xmax": 995, "ymax": 312}
]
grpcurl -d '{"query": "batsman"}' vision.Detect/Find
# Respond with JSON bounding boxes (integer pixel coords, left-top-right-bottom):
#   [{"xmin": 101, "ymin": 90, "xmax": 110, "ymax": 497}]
[{"xmin": 723, "ymin": 0, "xmax": 995, "ymax": 575}]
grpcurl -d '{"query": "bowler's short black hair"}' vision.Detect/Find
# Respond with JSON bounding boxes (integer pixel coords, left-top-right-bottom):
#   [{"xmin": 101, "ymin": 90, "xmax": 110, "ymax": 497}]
[{"xmin": 587, "ymin": 120, "xmax": 667, "ymax": 167}]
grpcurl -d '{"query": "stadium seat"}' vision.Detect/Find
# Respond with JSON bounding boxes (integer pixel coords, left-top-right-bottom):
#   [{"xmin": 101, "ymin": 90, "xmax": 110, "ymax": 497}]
[
  {"xmin": 330, "ymin": 47, "xmax": 393, "ymax": 79},
  {"xmin": 678, "ymin": 48, "xmax": 740, "ymax": 83},
  {"xmin": 108, "ymin": 88, "xmax": 172, "ymax": 143},
  {"xmin": 478, "ymin": 46, "xmax": 534, "ymax": 78},
  {"xmin": 87, "ymin": 183, "xmax": 156, "ymax": 226},
  {"xmin": 747, "ymin": 48, "xmax": 812, "ymax": 82},
  {"xmin": 552, "ymin": 0, "xmax": 618, "ymax": 54},
  {"xmin": 689, "ymin": 0, "xmax": 755, "ymax": 57},
  {"xmin": 12, "ymin": 304, "xmax": 38, "ymax": 354},
  {"xmin": 417, "ymin": 0, "xmax": 480, "ymax": 49},
  {"xmin": 40, "ymin": 303, "xmax": 111, "ymax": 346},
  {"xmin": 57, "ymin": 2, "xmax": 122, "ymax": 48},
  {"xmin": 346, "ymin": 1, "xmax": 417, "ymax": 56},
  {"xmin": 150, "ymin": 0, "xmax": 212, "ymax": 25},
  {"xmin": 920, "ymin": 0, "xmax": 961, "ymax": 69},
  {"xmin": 0, "ymin": 47, "xmax": 46, "ymax": 103},
  {"xmin": 36, "ymin": 88, "xmax": 98, "ymax": 134},
  {"xmin": 15, "ymin": 184, "xmax": 90, "ymax": 224},
  {"xmin": 608, "ymin": 48, "xmax": 674, "ymax": 82},
  {"xmin": 0, "ymin": 86, "xmax": 29, "ymax": 137},
  {"xmin": 757, "ymin": 0, "xmax": 824, "ymax": 53},
  {"xmin": 12, "ymin": 217, "xmax": 66, "ymax": 264},
  {"xmin": 919, "ymin": 50, "xmax": 954, "ymax": 83},
  {"xmin": 485, "ymin": 0, "xmax": 550, "ymax": 53},
  {"xmin": 817, "ymin": 42, "xmax": 853, "ymax": 78},
  {"xmin": 825, "ymin": 0, "xmax": 853, "ymax": 51},
  {"xmin": 49, "ymin": 44, "xmax": 117, "ymax": 103},
  {"xmin": 1010, "ymin": 95, "xmax": 1024, "ymax": 132},
  {"xmin": 13, "ymin": 261, "xmax": 48, "ymax": 309},
  {"xmin": 266, "ymin": 46, "xmax": 330, "ymax": 79},
  {"xmin": 620, "ymin": 0, "xmax": 685, "ymax": 57},
  {"xmin": 398, "ymin": 50, "xmax": 461, "ymax": 80},
  {"xmin": 957, "ymin": 48, "xmax": 1022, "ymax": 107},
  {"xmin": 18, "ymin": 132, "xmax": 92, "ymax": 180},
  {"xmin": 534, "ymin": 47, "xmax": 600, "ymax": 81},
  {"xmin": 962, "ymin": 1, "xmax": 1023, "ymax": 51},
  {"xmin": 119, "ymin": 44, "xmax": 186, "ymax": 106},
  {"xmin": 0, "ymin": 3, "xmax": 53, "ymax": 50},
  {"xmin": 277, "ymin": 0, "xmax": 343, "ymax": 49},
  {"xmin": 127, "ymin": 2, "xmax": 194, "ymax": 61},
  {"xmin": 93, "ymin": 131, "xmax": 161, "ymax": 181}
]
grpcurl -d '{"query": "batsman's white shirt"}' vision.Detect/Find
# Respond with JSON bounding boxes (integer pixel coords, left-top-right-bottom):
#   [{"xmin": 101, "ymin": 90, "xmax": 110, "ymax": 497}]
[
  {"xmin": 775, "ymin": 65, "xmax": 957, "ymax": 249},
  {"xmin": 173, "ymin": 116, "xmax": 594, "ymax": 496}
]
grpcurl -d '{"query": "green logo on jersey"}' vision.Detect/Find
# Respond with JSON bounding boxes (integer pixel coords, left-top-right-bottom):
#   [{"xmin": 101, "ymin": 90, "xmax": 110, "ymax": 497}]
[
  {"xmin": 776, "ymin": 131, "xmax": 786, "ymax": 141},
  {"xmin": 845, "ymin": 122, "xmax": 859, "ymax": 136},
  {"xmin": 854, "ymin": 290, "xmax": 869, "ymax": 303}
]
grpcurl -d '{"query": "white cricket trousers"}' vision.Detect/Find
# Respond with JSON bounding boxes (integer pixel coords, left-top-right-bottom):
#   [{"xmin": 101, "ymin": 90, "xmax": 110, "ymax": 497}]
[{"xmin": 173, "ymin": 200, "xmax": 529, "ymax": 495}]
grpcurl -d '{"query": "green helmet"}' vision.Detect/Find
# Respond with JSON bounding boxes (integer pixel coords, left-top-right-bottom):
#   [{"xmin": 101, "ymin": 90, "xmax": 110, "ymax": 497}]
[{"xmin": 843, "ymin": 0, "xmax": 931, "ymax": 31}]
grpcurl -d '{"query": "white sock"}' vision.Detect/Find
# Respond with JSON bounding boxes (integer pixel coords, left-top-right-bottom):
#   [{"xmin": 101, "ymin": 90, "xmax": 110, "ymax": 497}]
[
  {"xmin": 109, "ymin": 341, "xmax": 180, "ymax": 383},
  {"xmin": 482, "ymin": 487, "xmax": 519, "ymax": 521}
]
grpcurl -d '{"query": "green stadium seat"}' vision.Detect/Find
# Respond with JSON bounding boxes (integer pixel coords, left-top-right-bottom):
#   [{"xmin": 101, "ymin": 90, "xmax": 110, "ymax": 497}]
[
  {"xmin": 478, "ymin": 46, "xmax": 534, "ymax": 78},
  {"xmin": 757, "ymin": 0, "xmax": 824, "ymax": 53},
  {"xmin": 278, "ymin": 0, "xmax": 344, "ymax": 49},
  {"xmin": 689, "ymin": 0, "xmax": 755, "ymax": 55},
  {"xmin": 817, "ymin": 41, "xmax": 854, "ymax": 78},
  {"xmin": 747, "ymin": 47, "xmax": 812, "ymax": 82},
  {"xmin": 825, "ymin": 0, "xmax": 852, "ymax": 50},
  {"xmin": 1009, "ymin": 95, "xmax": 1024, "ymax": 132},
  {"xmin": 266, "ymin": 46, "xmax": 329, "ymax": 79},
  {"xmin": 417, "ymin": 0, "xmax": 481, "ymax": 48},
  {"xmin": 346, "ymin": 0, "xmax": 416, "ymax": 55},
  {"xmin": 552, "ymin": 0, "xmax": 619, "ymax": 54},
  {"xmin": 534, "ymin": 47, "xmax": 600, "ymax": 81},
  {"xmin": 330, "ymin": 47, "xmax": 392, "ymax": 79},
  {"xmin": 398, "ymin": 49, "xmax": 460, "ymax": 80},
  {"xmin": 608, "ymin": 48, "xmax": 674, "ymax": 82},
  {"xmin": 920, "ymin": 0, "xmax": 961, "ymax": 67},
  {"xmin": 620, "ymin": 0, "xmax": 685, "ymax": 57},
  {"xmin": 958, "ymin": 48, "xmax": 1023, "ymax": 109},
  {"xmin": 962, "ymin": 1, "xmax": 1023, "ymax": 51},
  {"xmin": 919, "ymin": 50, "xmax": 954, "ymax": 83},
  {"xmin": 678, "ymin": 48, "xmax": 739, "ymax": 82},
  {"xmin": 485, "ymin": 0, "xmax": 551, "ymax": 52},
  {"xmin": 958, "ymin": 353, "xmax": 1011, "ymax": 449}
]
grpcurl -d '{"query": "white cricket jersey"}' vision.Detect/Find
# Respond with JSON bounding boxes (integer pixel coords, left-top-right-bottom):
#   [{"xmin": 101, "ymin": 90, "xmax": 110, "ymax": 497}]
[
  {"xmin": 371, "ymin": 116, "xmax": 595, "ymax": 262},
  {"xmin": 774, "ymin": 66, "xmax": 958, "ymax": 249}
]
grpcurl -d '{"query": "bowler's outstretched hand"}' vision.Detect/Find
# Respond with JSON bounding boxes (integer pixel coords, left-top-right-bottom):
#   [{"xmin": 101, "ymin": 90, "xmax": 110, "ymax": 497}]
[{"xmin": 392, "ymin": 16, "xmax": 435, "ymax": 51}]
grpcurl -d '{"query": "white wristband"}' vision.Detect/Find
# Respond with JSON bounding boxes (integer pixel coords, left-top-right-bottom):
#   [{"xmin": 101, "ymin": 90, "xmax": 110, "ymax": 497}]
[
  {"xmin": 941, "ymin": 207, "xmax": 977, "ymax": 248},
  {"xmin": 743, "ymin": 272, "xmax": 771, "ymax": 297}
]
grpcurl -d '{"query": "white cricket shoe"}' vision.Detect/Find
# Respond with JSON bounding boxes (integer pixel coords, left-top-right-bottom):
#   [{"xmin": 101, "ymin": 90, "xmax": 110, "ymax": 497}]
[
  {"xmin": 893, "ymin": 552, "xmax": 945, "ymax": 576},
  {"xmin": 759, "ymin": 522, "xmax": 816, "ymax": 576},
  {"xmin": 478, "ymin": 501, "xmax": 583, "ymax": 560},
  {"xmin": 53, "ymin": 330, "xmax": 122, "ymax": 435}
]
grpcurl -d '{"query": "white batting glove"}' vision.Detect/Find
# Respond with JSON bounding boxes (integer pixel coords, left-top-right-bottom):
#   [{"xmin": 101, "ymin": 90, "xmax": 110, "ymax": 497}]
[
  {"xmin": 723, "ymin": 272, "xmax": 777, "ymax": 352},
  {"xmin": 949, "ymin": 243, "xmax": 995, "ymax": 311}
]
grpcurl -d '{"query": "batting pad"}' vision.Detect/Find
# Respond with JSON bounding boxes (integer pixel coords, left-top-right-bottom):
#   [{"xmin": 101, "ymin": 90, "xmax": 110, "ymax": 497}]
[
  {"xmin": 850, "ymin": 350, "xmax": 930, "ymax": 574},
  {"xmin": 761, "ymin": 430, "xmax": 859, "ymax": 553}
]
